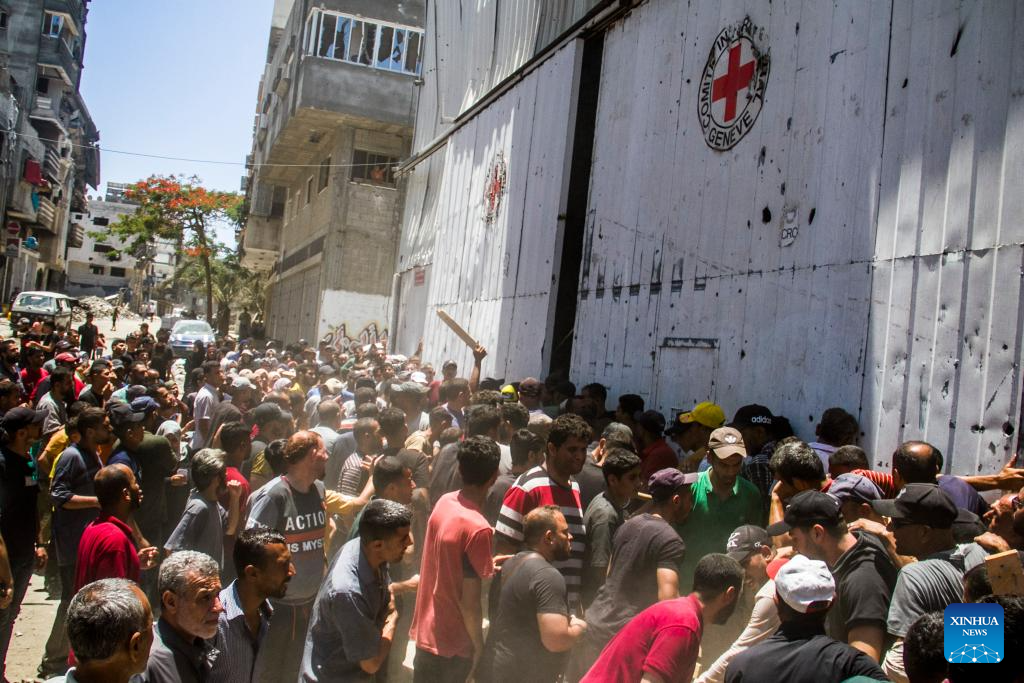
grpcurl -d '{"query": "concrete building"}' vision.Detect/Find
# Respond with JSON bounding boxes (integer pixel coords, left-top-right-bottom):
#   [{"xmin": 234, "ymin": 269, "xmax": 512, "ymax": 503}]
[
  {"xmin": 0, "ymin": 0, "xmax": 99, "ymax": 298},
  {"xmin": 239, "ymin": 0, "xmax": 423, "ymax": 347},
  {"xmin": 392, "ymin": 0, "xmax": 1024, "ymax": 475},
  {"xmin": 65, "ymin": 187, "xmax": 176, "ymax": 300}
]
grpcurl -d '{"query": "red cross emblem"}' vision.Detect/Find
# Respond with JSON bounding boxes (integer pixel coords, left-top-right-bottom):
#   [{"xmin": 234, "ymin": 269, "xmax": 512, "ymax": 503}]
[
  {"xmin": 712, "ymin": 44, "xmax": 756, "ymax": 122},
  {"xmin": 698, "ymin": 20, "xmax": 770, "ymax": 151}
]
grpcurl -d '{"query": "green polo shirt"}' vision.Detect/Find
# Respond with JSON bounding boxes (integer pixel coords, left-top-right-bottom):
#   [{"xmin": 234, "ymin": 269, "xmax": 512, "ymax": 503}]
[{"xmin": 674, "ymin": 470, "xmax": 763, "ymax": 586}]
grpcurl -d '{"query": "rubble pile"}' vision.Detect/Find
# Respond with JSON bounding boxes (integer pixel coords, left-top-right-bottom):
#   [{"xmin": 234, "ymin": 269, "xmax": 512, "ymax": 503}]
[{"xmin": 71, "ymin": 296, "xmax": 143, "ymax": 323}]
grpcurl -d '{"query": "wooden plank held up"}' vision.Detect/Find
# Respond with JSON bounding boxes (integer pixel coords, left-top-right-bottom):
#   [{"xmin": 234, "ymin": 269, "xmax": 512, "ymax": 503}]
[{"xmin": 436, "ymin": 309, "xmax": 479, "ymax": 349}]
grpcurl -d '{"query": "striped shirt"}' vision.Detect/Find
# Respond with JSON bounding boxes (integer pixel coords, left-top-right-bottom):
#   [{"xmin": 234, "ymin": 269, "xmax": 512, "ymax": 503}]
[{"xmin": 495, "ymin": 466, "xmax": 586, "ymax": 607}]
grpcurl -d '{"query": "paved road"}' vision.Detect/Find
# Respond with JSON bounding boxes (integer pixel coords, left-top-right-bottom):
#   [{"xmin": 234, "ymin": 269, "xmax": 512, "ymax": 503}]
[{"xmin": 2, "ymin": 313, "xmax": 166, "ymax": 681}]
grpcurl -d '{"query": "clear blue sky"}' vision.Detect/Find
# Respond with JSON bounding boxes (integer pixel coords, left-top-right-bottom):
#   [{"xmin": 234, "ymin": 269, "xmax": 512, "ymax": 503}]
[{"xmin": 79, "ymin": 0, "xmax": 276, "ymax": 245}]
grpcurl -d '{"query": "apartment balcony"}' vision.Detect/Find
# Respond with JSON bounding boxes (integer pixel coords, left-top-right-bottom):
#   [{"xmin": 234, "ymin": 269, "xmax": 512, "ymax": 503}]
[
  {"xmin": 35, "ymin": 196, "xmax": 58, "ymax": 234},
  {"xmin": 38, "ymin": 34, "xmax": 81, "ymax": 87},
  {"xmin": 256, "ymin": 56, "xmax": 416, "ymax": 184},
  {"xmin": 240, "ymin": 216, "xmax": 281, "ymax": 272}
]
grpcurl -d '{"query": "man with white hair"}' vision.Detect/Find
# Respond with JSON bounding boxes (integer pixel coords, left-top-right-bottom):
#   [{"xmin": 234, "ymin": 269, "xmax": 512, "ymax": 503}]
[
  {"xmin": 52, "ymin": 578, "xmax": 154, "ymax": 683},
  {"xmin": 146, "ymin": 551, "xmax": 224, "ymax": 683}
]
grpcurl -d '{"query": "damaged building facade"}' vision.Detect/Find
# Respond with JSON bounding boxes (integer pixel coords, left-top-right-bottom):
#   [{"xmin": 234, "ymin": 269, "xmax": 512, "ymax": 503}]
[
  {"xmin": 392, "ymin": 0, "xmax": 1024, "ymax": 475},
  {"xmin": 0, "ymin": 0, "xmax": 99, "ymax": 298},
  {"xmin": 239, "ymin": 0, "xmax": 422, "ymax": 348}
]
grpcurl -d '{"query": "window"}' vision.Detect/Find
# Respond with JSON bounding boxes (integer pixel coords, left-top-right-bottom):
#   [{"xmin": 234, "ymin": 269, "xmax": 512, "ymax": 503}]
[
  {"xmin": 318, "ymin": 157, "xmax": 331, "ymax": 192},
  {"xmin": 307, "ymin": 9, "xmax": 423, "ymax": 75},
  {"xmin": 92, "ymin": 217, "xmax": 109, "ymax": 226},
  {"xmin": 351, "ymin": 149, "xmax": 398, "ymax": 186},
  {"xmin": 35, "ymin": 77, "xmax": 49, "ymax": 96},
  {"xmin": 110, "ymin": 267, "xmax": 126, "ymax": 277},
  {"xmin": 306, "ymin": 177, "xmax": 313, "ymax": 204},
  {"xmin": 89, "ymin": 265, "xmax": 104, "ymax": 275},
  {"xmin": 42, "ymin": 11, "xmax": 62, "ymax": 37},
  {"xmin": 0, "ymin": 11, "xmax": 9, "ymax": 31},
  {"xmin": 93, "ymin": 244, "xmax": 115, "ymax": 254}
]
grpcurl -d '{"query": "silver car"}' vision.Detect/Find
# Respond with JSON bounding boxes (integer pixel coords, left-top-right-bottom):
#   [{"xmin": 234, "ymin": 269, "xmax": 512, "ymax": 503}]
[{"xmin": 168, "ymin": 319, "xmax": 215, "ymax": 357}]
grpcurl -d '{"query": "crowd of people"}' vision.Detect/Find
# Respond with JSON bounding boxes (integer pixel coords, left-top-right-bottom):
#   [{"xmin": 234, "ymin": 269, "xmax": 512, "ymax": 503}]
[{"xmin": 0, "ymin": 315, "xmax": 1023, "ymax": 683}]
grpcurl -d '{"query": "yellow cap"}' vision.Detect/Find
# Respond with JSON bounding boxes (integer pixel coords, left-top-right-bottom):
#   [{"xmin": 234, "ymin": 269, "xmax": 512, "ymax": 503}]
[{"xmin": 677, "ymin": 402, "xmax": 726, "ymax": 429}]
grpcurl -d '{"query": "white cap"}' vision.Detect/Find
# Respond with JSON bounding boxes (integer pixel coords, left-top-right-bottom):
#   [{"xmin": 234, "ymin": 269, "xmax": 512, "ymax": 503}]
[
  {"xmin": 410, "ymin": 371, "xmax": 428, "ymax": 385},
  {"xmin": 774, "ymin": 555, "xmax": 835, "ymax": 614},
  {"xmin": 231, "ymin": 376, "xmax": 255, "ymax": 390}
]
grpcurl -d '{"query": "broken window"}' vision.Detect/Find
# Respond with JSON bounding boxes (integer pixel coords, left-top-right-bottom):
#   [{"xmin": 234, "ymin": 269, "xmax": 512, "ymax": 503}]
[
  {"xmin": 351, "ymin": 149, "xmax": 397, "ymax": 187},
  {"xmin": 318, "ymin": 157, "xmax": 330, "ymax": 192},
  {"xmin": 42, "ymin": 11, "xmax": 62, "ymax": 37},
  {"xmin": 110, "ymin": 267, "xmax": 126, "ymax": 277},
  {"xmin": 306, "ymin": 9, "xmax": 423, "ymax": 75}
]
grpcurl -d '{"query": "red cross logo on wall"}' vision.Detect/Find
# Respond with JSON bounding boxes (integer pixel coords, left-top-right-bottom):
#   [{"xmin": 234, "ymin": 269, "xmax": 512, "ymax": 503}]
[
  {"xmin": 697, "ymin": 20, "xmax": 770, "ymax": 151},
  {"xmin": 711, "ymin": 44, "xmax": 756, "ymax": 122},
  {"xmin": 483, "ymin": 152, "xmax": 507, "ymax": 224}
]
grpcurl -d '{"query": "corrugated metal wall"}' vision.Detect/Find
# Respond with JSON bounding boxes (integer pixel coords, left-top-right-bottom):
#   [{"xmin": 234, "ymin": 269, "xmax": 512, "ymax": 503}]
[
  {"xmin": 568, "ymin": 0, "xmax": 1024, "ymax": 472},
  {"xmin": 861, "ymin": 0, "xmax": 1024, "ymax": 472},
  {"xmin": 572, "ymin": 0, "xmax": 889, "ymax": 444},
  {"xmin": 409, "ymin": 42, "xmax": 581, "ymax": 378}
]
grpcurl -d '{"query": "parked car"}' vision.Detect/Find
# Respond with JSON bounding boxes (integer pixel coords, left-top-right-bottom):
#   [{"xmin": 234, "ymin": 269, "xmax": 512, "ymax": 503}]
[
  {"xmin": 168, "ymin": 319, "xmax": 215, "ymax": 357},
  {"xmin": 10, "ymin": 291, "xmax": 77, "ymax": 328}
]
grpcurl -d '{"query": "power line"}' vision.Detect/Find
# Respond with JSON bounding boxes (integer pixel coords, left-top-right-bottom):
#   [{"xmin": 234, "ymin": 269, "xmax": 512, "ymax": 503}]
[{"xmin": 2, "ymin": 128, "xmax": 404, "ymax": 170}]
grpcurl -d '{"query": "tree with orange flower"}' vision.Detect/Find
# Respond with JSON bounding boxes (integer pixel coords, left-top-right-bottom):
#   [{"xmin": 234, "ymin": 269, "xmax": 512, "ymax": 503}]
[{"xmin": 96, "ymin": 175, "xmax": 241, "ymax": 323}]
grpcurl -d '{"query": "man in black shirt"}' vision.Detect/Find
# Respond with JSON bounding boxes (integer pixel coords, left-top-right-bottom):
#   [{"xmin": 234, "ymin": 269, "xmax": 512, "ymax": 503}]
[
  {"xmin": 77, "ymin": 312, "xmax": 99, "ymax": 358},
  {"xmin": 767, "ymin": 489, "xmax": 897, "ymax": 663},
  {"xmin": 78, "ymin": 360, "xmax": 114, "ymax": 408},
  {"xmin": 725, "ymin": 554, "xmax": 887, "ymax": 683},
  {"xmin": 0, "ymin": 407, "xmax": 46, "ymax": 679},
  {"xmin": 479, "ymin": 506, "xmax": 586, "ymax": 682}
]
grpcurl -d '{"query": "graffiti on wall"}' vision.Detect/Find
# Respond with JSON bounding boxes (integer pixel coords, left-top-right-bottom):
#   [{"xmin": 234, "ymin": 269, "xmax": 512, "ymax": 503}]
[
  {"xmin": 320, "ymin": 321, "xmax": 389, "ymax": 353},
  {"xmin": 316, "ymin": 289, "xmax": 391, "ymax": 354}
]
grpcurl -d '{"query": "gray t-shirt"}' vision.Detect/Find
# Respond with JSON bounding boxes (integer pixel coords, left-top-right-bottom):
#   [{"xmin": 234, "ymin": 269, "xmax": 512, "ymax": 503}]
[
  {"xmin": 886, "ymin": 543, "xmax": 987, "ymax": 637},
  {"xmin": 165, "ymin": 492, "xmax": 227, "ymax": 568},
  {"xmin": 190, "ymin": 384, "xmax": 220, "ymax": 450},
  {"xmin": 246, "ymin": 476, "xmax": 326, "ymax": 604}
]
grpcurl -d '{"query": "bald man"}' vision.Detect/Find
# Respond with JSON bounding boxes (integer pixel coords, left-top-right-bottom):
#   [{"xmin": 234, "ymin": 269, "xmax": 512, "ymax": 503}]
[{"xmin": 74, "ymin": 465, "xmax": 158, "ymax": 592}]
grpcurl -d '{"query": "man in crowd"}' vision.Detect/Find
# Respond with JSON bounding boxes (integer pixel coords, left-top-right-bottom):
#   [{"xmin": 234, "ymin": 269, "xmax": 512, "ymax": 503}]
[
  {"xmin": 146, "ymin": 550, "xmax": 224, "ymax": 682},
  {"xmin": 40, "ymin": 407, "xmax": 111, "ymax": 678},
  {"xmin": 37, "ymin": 365, "xmax": 73, "ymax": 439},
  {"xmin": 440, "ymin": 377, "xmax": 471, "ymax": 429},
  {"xmin": 300, "ymin": 499, "xmax": 412, "ymax": 681},
  {"xmin": 634, "ymin": 409, "xmax": 677, "ymax": 482},
  {"xmin": 59, "ymin": 578, "xmax": 154, "ymax": 683},
  {"xmin": 74, "ymin": 464, "xmax": 159, "ymax": 590},
  {"xmin": 569, "ymin": 468, "xmax": 691, "ymax": 679},
  {"xmin": 210, "ymin": 527, "xmax": 295, "ymax": 683},
  {"xmin": 77, "ymin": 359, "xmax": 114, "ymax": 408},
  {"xmin": 411, "ymin": 436, "xmax": 500, "ymax": 681},
  {"xmin": 807, "ymin": 407, "xmax": 860, "ymax": 470},
  {"xmin": 77, "ymin": 311, "xmax": 100, "ymax": 359},
  {"xmin": 582, "ymin": 447, "xmax": 641, "ymax": 604},
  {"xmin": 678, "ymin": 427, "xmax": 763, "ymax": 589},
  {"xmin": 479, "ymin": 506, "xmax": 587, "ymax": 683},
  {"xmin": 19, "ymin": 344, "xmax": 47, "ymax": 399},
  {"xmin": 164, "ymin": 449, "xmax": 242, "ymax": 569},
  {"xmin": 495, "ymin": 413, "xmax": 592, "ymax": 609},
  {"xmin": 829, "ymin": 472, "xmax": 886, "ymax": 525},
  {"xmin": 697, "ymin": 526, "xmax": 783, "ymax": 683},
  {"xmin": 430, "ymin": 403, "xmax": 500, "ymax": 506},
  {"xmin": 767, "ymin": 489, "xmax": 897, "ymax": 662},
  {"xmin": 0, "ymin": 407, "xmax": 46, "ymax": 679},
  {"xmin": 724, "ymin": 555, "xmax": 888, "ymax": 682},
  {"xmin": 485, "ymin": 429, "xmax": 544, "ymax": 526},
  {"xmin": 190, "ymin": 360, "xmax": 223, "ymax": 452},
  {"xmin": 870, "ymin": 483, "xmax": 988, "ymax": 682},
  {"xmin": 246, "ymin": 431, "xmax": 328, "ymax": 683},
  {"xmin": 583, "ymin": 554, "xmax": 745, "ymax": 683},
  {"xmin": 734, "ymin": 404, "xmax": 778, "ymax": 511},
  {"xmin": 576, "ymin": 422, "xmax": 635, "ymax": 512},
  {"xmin": 669, "ymin": 401, "xmax": 726, "ymax": 472}
]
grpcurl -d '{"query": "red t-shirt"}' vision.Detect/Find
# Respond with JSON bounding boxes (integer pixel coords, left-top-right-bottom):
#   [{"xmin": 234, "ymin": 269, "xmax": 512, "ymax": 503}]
[
  {"xmin": 410, "ymin": 491, "xmax": 495, "ymax": 658},
  {"xmin": 640, "ymin": 439, "xmax": 679, "ymax": 482},
  {"xmin": 20, "ymin": 367, "xmax": 47, "ymax": 399},
  {"xmin": 219, "ymin": 466, "xmax": 251, "ymax": 512},
  {"xmin": 74, "ymin": 514, "xmax": 140, "ymax": 592},
  {"xmin": 581, "ymin": 593, "xmax": 704, "ymax": 683}
]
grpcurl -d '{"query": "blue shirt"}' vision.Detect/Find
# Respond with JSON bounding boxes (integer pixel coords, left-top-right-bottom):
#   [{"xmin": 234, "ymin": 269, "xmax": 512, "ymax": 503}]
[
  {"xmin": 209, "ymin": 580, "xmax": 273, "ymax": 683},
  {"xmin": 299, "ymin": 537, "xmax": 391, "ymax": 682},
  {"xmin": 50, "ymin": 444, "xmax": 102, "ymax": 566}
]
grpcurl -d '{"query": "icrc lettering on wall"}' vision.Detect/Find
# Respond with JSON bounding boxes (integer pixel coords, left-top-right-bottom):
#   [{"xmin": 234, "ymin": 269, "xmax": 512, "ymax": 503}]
[{"xmin": 698, "ymin": 17, "xmax": 770, "ymax": 151}]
